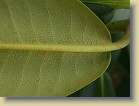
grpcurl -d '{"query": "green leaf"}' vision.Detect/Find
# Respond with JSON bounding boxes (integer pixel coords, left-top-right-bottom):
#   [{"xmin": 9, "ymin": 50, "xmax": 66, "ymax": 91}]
[
  {"xmin": 0, "ymin": 0, "xmax": 129, "ymax": 96},
  {"xmin": 83, "ymin": 3, "xmax": 115, "ymax": 24},
  {"xmin": 110, "ymin": 9, "xmax": 130, "ymax": 22},
  {"xmin": 106, "ymin": 19, "xmax": 130, "ymax": 34},
  {"xmin": 80, "ymin": 0, "xmax": 130, "ymax": 9}
]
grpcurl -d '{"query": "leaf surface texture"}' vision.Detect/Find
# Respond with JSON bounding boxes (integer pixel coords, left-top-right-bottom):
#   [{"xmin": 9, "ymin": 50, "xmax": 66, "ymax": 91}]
[{"xmin": 0, "ymin": 0, "xmax": 129, "ymax": 96}]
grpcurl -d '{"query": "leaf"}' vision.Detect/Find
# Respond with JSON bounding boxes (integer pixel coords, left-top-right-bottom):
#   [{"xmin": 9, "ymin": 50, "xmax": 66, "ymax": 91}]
[
  {"xmin": 83, "ymin": 3, "xmax": 115, "ymax": 24},
  {"xmin": 80, "ymin": 0, "xmax": 130, "ymax": 9},
  {"xmin": 0, "ymin": 0, "xmax": 129, "ymax": 96},
  {"xmin": 110, "ymin": 9, "xmax": 130, "ymax": 22},
  {"xmin": 106, "ymin": 19, "xmax": 130, "ymax": 34}
]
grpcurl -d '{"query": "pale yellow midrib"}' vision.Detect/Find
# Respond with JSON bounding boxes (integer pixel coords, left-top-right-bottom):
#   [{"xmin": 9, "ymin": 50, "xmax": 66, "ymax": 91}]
[{"xmin": 0, "ymin": 34, "xmax": 130, "ymax": 52}]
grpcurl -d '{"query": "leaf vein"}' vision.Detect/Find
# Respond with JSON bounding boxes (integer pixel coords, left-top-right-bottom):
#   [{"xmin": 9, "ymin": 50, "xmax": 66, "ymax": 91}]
[
  {"xmin": 0, "ymin": 51, "xmax": 11, "ymax": 76},
  {"xmin": 4, "ymin": 0, "xmax": 23, "ymax": 43},
  {"xmin": 14, "ymin": 52, "xmax": 31, "ymax": 95},
  {"xmin": 25, "ymin": 1, "xmax": 39, "ymax": 44},
  {"xmin": 36, "ymin": 53, "xmax": 46, "ymax": 96},
  {"xmin": 45, "ymin": 1, "xmax": 55, "ymax": 43}
]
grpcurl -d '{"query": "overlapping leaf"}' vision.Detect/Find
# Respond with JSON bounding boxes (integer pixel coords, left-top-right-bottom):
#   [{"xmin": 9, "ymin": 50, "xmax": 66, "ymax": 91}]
[{"xmin": 80, "ymin": 0, "xmax": 130, "ymax": 9}]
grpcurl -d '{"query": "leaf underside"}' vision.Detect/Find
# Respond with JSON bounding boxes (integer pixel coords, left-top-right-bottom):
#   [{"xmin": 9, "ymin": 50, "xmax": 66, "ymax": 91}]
[{"xmin": 0, "ymin": 0, "xmax": 112, "ymax": 96}]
